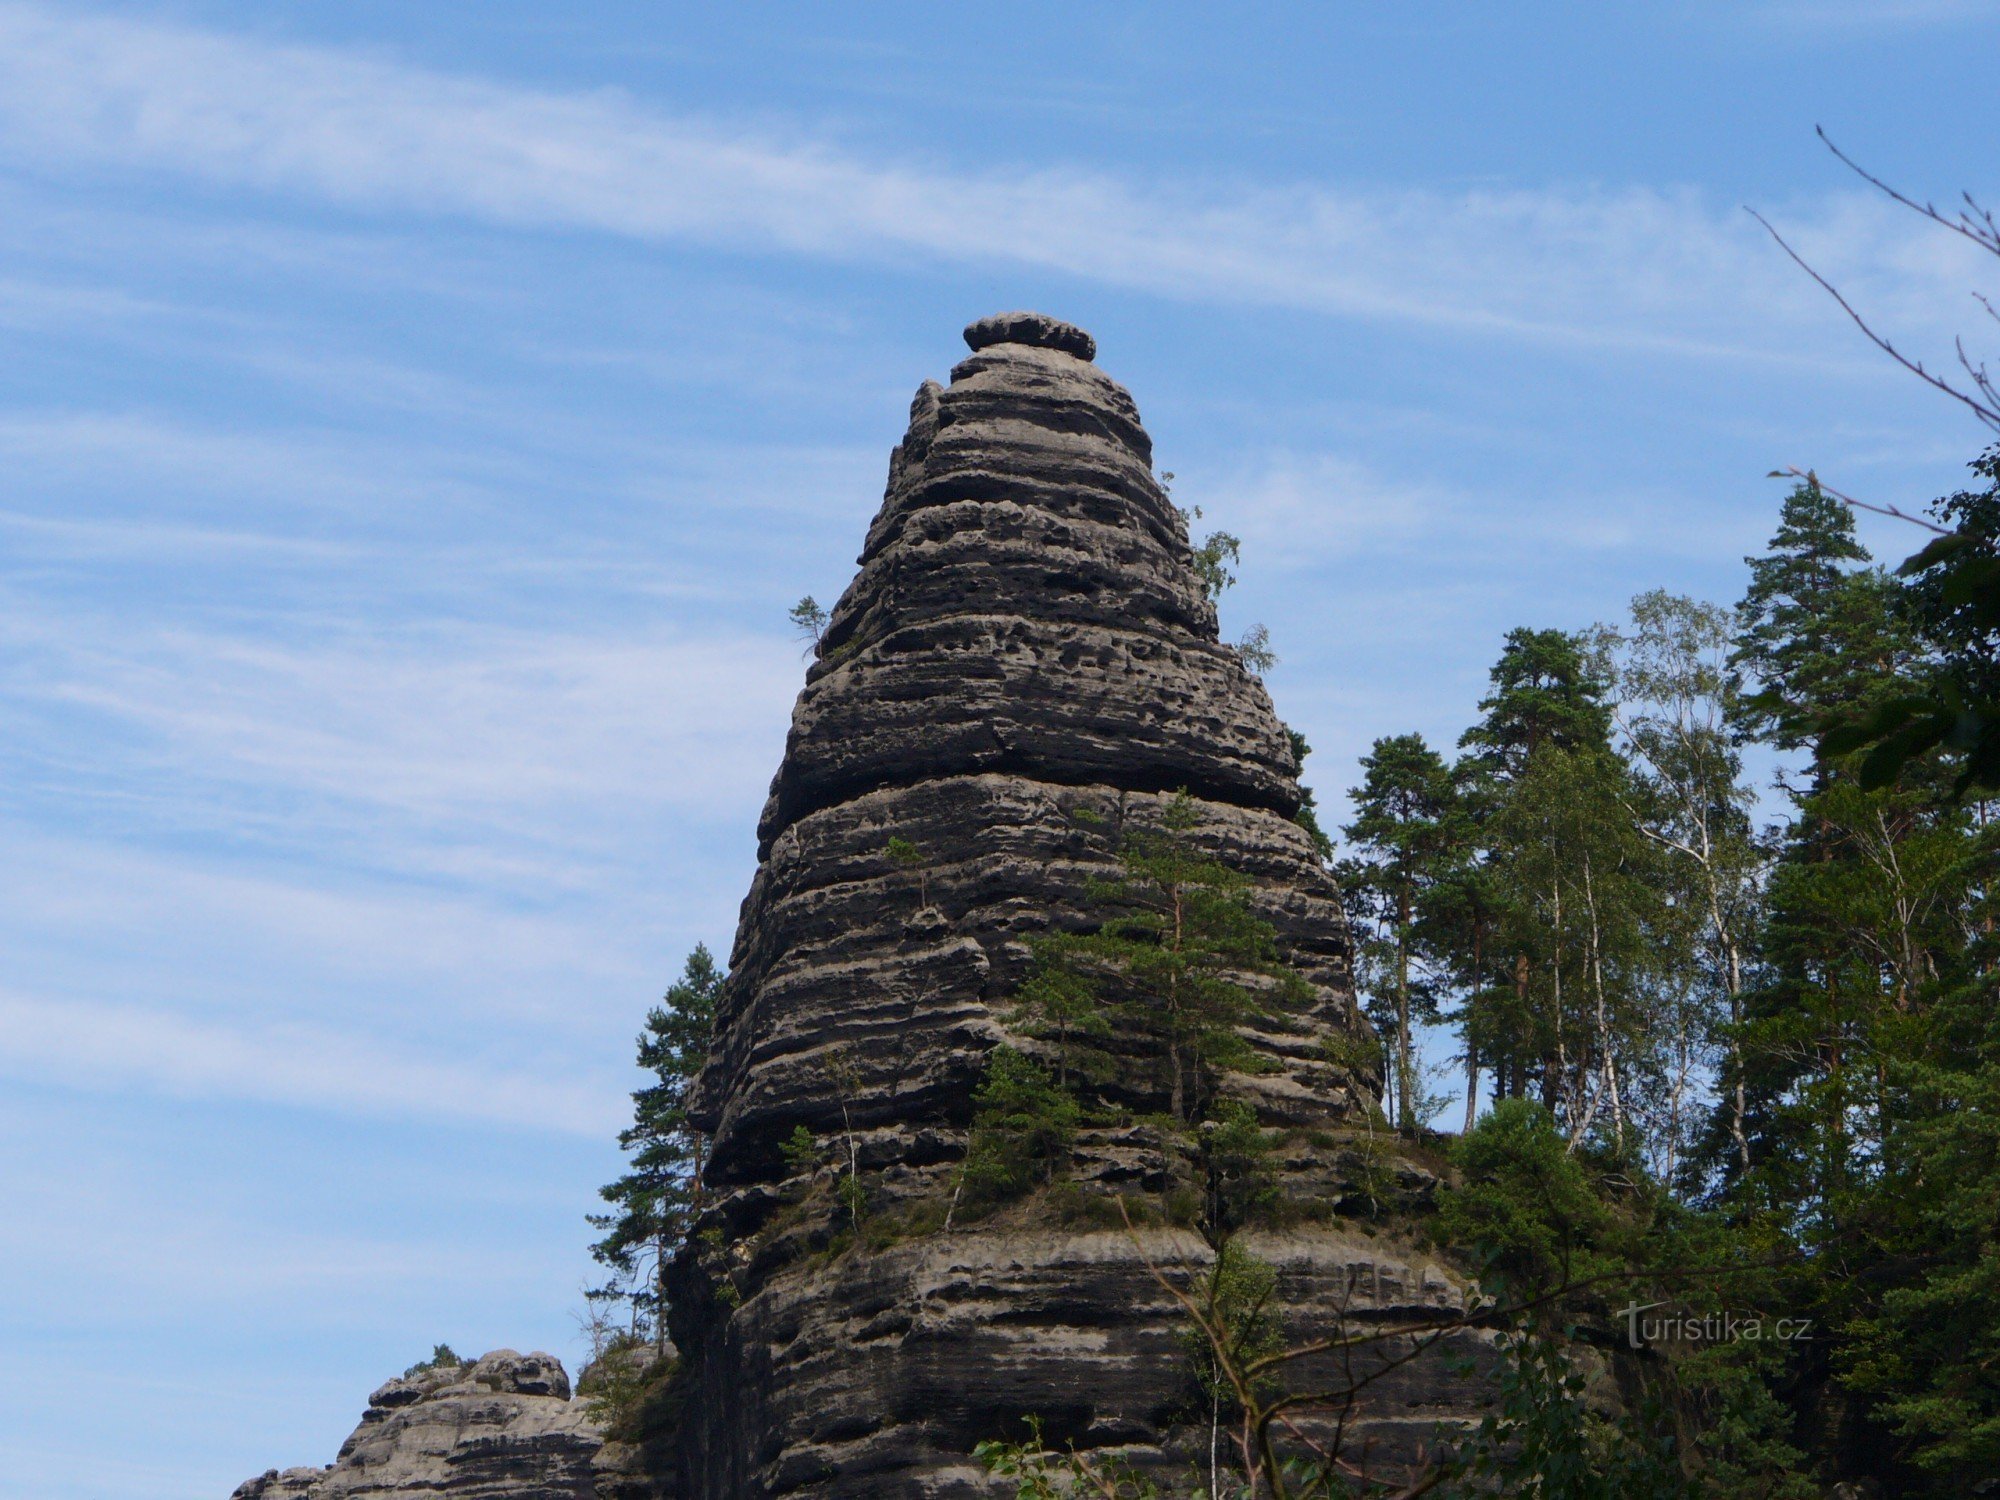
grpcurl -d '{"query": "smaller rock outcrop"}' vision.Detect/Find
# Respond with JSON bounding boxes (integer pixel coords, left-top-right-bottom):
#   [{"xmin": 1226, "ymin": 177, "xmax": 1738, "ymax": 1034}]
[{"xmin": 231, "ymin": 1350, "xmax": 648, "ymax": 1500}]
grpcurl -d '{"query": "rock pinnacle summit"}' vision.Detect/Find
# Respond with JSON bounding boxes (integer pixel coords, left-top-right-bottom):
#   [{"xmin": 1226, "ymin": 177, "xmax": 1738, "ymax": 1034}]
[{"xmin": 663, "ymin": 315, "xmax": 1496, "ymax": 1496}]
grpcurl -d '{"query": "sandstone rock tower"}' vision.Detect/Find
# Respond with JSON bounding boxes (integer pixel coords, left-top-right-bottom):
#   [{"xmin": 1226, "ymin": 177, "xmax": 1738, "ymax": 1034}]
[{"xmin": 669, "ymin": 314, "xmax": 1487, "ymax": 1497}]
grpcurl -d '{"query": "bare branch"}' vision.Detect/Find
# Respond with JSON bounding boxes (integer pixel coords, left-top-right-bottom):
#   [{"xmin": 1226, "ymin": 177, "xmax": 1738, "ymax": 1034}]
[
  {"xmin": 1957, "ymin": 334, "xmax": 1999, "ymax": 409},
  {"xmin": 1818, "ymin": 126, "xmax": 2000, "ymax": 258},
  {"xmin": 1768, "ymin": 466, "xmax": 1951, "ymax": 536},
  {"xmin": 1746, "ymin": 208, "xmax": 2000, "ymax": 433},
  {"xmin": 1106, "ymin": 1193, "xmax": 1818, "ymax": 1498}
]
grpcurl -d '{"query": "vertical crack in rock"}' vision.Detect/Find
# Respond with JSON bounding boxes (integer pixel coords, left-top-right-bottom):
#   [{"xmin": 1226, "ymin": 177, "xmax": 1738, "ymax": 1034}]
[{"xmin": 671, "ymin": 315, "xmax": 1500, "ymax": 1497}]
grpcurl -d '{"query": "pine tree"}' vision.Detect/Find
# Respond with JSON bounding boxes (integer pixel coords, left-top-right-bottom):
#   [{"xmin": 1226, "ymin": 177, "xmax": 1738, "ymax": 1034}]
[
  {"xmin": 1421, "ymin": 814, "xmax": 1504, "ymax": 1133},
  {"xmin": 1716, "ymin": 476, "xmax": 2000, "ymax": 1490},
  {"xmin": 1725, "ymin": 491, "xmax": 1928, "ymax": 1216},
  {"xmin": 589, "ymin": 945, "xmax": 721, "ymax": 1347},
  {"xmin": 1339, "ymin": 733, "xmax": 1462, "ymax": 1132},
  {"xmin": 1018, "ymin": 793, "xmax": 1307, "ymax": 1126},
  {"xmin": 1827, "ymin": 447, "xmax": 2000, "ymax": 796},
  {"xmin": 1837, "ymin": 854, "xmax": 2000, "ymax": 1488},
  {"xmin": 960, "ymin": 1046, "xmax": 1082, "ymax": 1207},
  {"xmin": 1731, "ymin": 478, "xmax": 1901, "ymax": 757},
  {"xmin": 1487, "ymin": 743, "xmax": 1655, "ymax": 1151},
  {"xmin": 1459, "ymin": 627, "xmax": 1613, "ymax": 781},
  {"xmin": 1454, "ymin": 628, "xmax": 1631, "ymax": 1130}
]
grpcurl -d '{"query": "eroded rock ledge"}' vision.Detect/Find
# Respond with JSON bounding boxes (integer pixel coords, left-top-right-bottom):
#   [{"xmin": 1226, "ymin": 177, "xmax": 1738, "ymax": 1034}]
[{"xmin": 232, "ymin": 1350, "xmax": 648, "ymax": 1500}]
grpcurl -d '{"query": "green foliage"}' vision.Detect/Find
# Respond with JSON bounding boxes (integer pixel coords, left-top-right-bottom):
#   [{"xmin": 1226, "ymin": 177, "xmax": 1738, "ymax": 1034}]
[
  {"xmin": 1174, "ymin": 503, "xmax": 1241, "ymax": 602},
  {"xmin": 1674, "ymin": 1333, "xmax": 1818, "ymax": 1500},
  {"xmin": 1731, "ymin": 477, "xmax": 1897, "ymax": 755},
  {"xmin": 1339, "ymin": 731, "xmax": 1465, "ymax": 1131},
  {"xmin": 1010, "ymin": 939, "xmax": 1110, "ymax": 1091},
  {"xmin": 1316, "ymin": 1028, "xmax": 1379, "ymax": 1078},
  {"xmin": 1340, "ymin": 1125, "xmax": 1404, "ymax": 1218},
  {"xmin": 1447, "ymin": 1332, "xmax": 1694, "ymax": 1500},
  {"xmin": 885, "ymin": 835, "xmax": 931, "ymax": 906},
  {"xmin": 1832, "ymin": 954, "xmax": 2000, "ymax": 1487},
  {"xmin": 1484, "ymin": 741, "xmax": 1655, "ymax": 1143},
  {"xmin": 776, "ymin": 1113, "xmax": 869, "ymax": 1235},
  {"xmin": 1822, "ymin": 447, "xmax": 2000, "ymax": 795},
  {"xmin": 1601, "ymin": 591, "xmax": 1761, "ymax": 1188},
  {"xmin": 836, "ymin": 1169, "xmax": 868, "ymax": 1224},
  {"xmin": 402, "ymin": 1343, "xmax": 464, "ymax": 1378},
  {"xmin": 962, "ymin": 1046, "xmax": 1082, "ymax": 1208},
  {"xmin": 1196, "ymin": 1100, "xmax": 1278, "ymax": 1238},
  {"xmin": 1178, "ymin": 1240, "xmax": 1283, "ymax": 1416},
  {"xmin": 589, "ymin": 945, "xmax": 721, "ymax": 1344},
  {"xmin": 1443, "ymin": 623, "xmax": 1654, "ymax": 1134},
  {"xmin": 780, "ymin": 1123, "xmax": 819, "ymax": 1181},
  {"xmin": 788, "ymin": 594, "xmax": 828, "ymax": 653},
  {"xmin": 577, "ymin": 1337, "xmax": 672, "ymax": 1433},
  {"xmin": 1235, "ymin": 623, "xmax": 1276, "ymax": 676},
  {"xmin": 1437, "ymin": 1100, "xmax": 1613, "ymax": 1307},
  {"xmin": 975, "ymin": 1418, "xmax": 1162, "ymax": 1498},
  {"xmin": 1019, "ymin": 791, "xmax": 1308, "ymax": 1127},
  {"xmin": 1459, "ymin": 626, "xmax": 1613, "ymax": 781},
  {"xmin": 1284, "ymin": 726, "xmax": 1334, "ymax": 863}
]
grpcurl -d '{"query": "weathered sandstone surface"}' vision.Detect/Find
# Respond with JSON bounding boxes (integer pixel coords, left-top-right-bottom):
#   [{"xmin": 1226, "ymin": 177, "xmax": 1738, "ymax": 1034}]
[
  {"xmin": 667, "ymin": 313, "xmax": 1497, "ymax": 1496},
  {"xmin": 230, "ymin": 1350, "xmax": 644, "ymax": 1500}
]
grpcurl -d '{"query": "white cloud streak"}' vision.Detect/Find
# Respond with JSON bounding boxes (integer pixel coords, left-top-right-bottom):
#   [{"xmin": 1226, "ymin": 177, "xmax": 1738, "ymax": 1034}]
[
  {"xmin": 0, "ymin": 3, "xmax": 1983, "ymax": 358},
  {"xmin": 8, "ymin": 613, "xmax": 798, "ymax": 827},
  {"xmin": 0, "ymin": 988, "xmax": 624, "ymax": 1134}
]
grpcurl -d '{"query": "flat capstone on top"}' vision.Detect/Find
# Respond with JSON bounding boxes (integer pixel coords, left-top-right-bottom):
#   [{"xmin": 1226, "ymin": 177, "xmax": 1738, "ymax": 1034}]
[{"xmin": 961, "ymin": 311, "xmax": 1097, "ymax": 363}]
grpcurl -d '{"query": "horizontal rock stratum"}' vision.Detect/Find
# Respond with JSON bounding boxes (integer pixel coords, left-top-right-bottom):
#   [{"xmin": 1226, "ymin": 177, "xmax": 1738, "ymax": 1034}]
[
  {"xmin": 230, "ymin": 1350, "xmax": 639, "ymax": 1500},
  {"xmin": 667, "ymin": 315, "xmax": 1497, "ymax": 1497}
]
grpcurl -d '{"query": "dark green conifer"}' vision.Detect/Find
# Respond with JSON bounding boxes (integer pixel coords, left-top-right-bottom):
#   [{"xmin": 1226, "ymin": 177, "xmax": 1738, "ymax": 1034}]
[
  {"xmin": 1339, "ymin": 732, "xmax": 1462, "ymax": 1131},
  {"xmin": 589, "ymin": 945, "xmax": 721, "ymax": 1346}
]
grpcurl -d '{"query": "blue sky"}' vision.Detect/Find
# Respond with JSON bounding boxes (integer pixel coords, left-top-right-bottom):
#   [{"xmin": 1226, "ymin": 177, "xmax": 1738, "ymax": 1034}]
[{"xmin": 1, "ymin": 3, "xmax": 1995, "ymax": 1495}]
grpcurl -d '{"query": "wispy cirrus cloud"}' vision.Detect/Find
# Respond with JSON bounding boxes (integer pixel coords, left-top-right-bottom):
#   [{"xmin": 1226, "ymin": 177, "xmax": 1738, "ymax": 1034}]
[
  {"xmin": 1, "ymin": 591, "xmax": 800, "ymax": 882},
  {"xmin": 0, "ymin": 2, "xmax": 1982, "ymax": 360},
  {"xmin": 0, "ymin": 988, "xmax": 625, "ymax": 1134}
]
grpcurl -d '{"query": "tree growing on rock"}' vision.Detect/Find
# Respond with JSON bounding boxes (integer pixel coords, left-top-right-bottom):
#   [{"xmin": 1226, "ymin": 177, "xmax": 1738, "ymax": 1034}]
[
  {"xmin": 590, "ymin": 944, "xmax": 721, "ymax": 1348},
  {"xmin": 960, "ymin": 1046, "xmax": 1082, "ymax": 1210},
  {"xmin": 884, "ymin": 835, "xmax": 933, "ymax": 909},
  {"xmin": 1171, "ymin": 499, "xmax": 1241, "ymax": 603},
  {"xmin": 788, "ymin": 595, "xmax": 828, "ymax": 655},
  {"xmin": 1018, "ymin": 792, "xmax": 1309, "ymax": 1128}
]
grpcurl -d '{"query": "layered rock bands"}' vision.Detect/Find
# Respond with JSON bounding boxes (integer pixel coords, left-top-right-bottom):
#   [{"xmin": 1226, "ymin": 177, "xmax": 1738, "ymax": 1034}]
[
  {"xmin": 231, "ymin": 1351, "xmax": 642, "ymax": 1500},
  {"xmin": 667, "ymin": 314, "xmax": 1497, "ymax": 1497}
]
